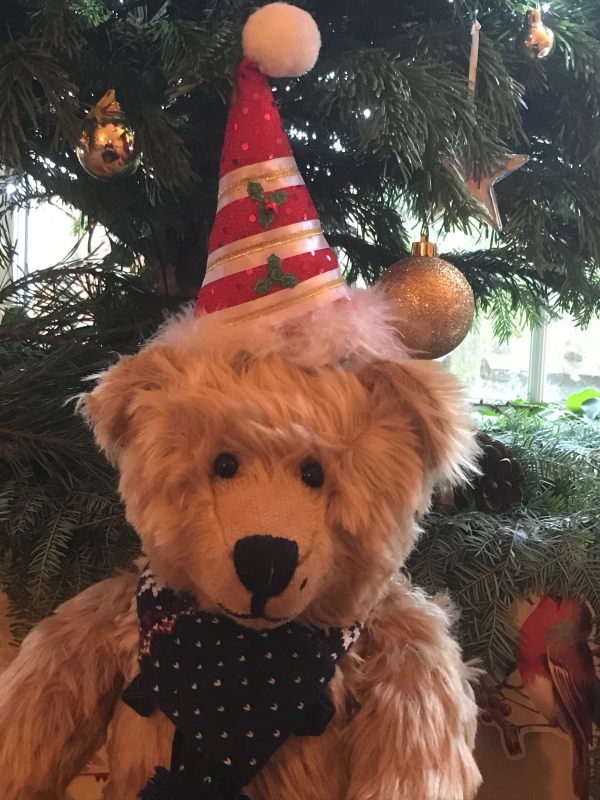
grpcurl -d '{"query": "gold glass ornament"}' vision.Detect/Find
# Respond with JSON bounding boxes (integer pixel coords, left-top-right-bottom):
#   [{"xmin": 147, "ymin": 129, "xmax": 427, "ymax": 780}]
[
  {"xmin": 378, "ymin": 235, "xmax": 475, "ymax": 359},
  {"xmin": 76, "ymin": 90, "xmax": 140, "ymax": 179},
  {"xmin": 522, "ymin": 8, "xmax": 555, "ymax": 60}
]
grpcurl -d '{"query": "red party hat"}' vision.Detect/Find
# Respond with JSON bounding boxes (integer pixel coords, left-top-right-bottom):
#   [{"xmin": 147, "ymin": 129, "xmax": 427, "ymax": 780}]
[{"xmin": 195, "ymin": 3, "xmax": 349, "ymax": 327}]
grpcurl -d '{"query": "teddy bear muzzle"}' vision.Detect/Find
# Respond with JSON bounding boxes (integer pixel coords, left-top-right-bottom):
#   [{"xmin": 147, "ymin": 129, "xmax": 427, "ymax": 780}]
[{"xmin": 233, "ymin": 534, "xmax": 299, "ymax": 617}]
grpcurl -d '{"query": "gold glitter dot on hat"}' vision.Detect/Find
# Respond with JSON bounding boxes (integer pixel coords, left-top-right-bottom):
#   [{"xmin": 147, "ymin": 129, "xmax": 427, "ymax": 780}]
[{"xmin": 378, "ymin": 234, "xmax": 475, "ymax": 359}]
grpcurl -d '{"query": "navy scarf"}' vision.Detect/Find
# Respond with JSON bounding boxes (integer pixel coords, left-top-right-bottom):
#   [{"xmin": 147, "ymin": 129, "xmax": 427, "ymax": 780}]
[{"xmin": 123, "ymin": 567, "xmax": 361, "ymax": 799}]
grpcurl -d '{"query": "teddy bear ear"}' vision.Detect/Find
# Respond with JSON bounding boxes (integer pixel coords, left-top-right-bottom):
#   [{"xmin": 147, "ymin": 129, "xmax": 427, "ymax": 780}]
[
  {"xmin": 78, "ymin": 345, "xmax": 180, "ymax": 464},
  {"xmin": 357, "ymin": 358, "xmax": 479, "ymax": 490}
]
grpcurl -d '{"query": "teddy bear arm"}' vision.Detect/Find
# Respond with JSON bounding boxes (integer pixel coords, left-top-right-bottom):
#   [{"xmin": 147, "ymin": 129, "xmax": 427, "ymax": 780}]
[
  {"xmin": 344, "ymin": 582, "xmax": 481, "ymax": 800},
  {"xmin": 0, "ymin": 572, "xmax": 137, "ymax": 799}
]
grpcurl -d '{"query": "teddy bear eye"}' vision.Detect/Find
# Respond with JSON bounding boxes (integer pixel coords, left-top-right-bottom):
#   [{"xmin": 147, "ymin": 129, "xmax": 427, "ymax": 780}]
[
  {"xmin": 300, "ymin": 458, "xmax": 324, "ymax": 489},
  {"xmin": 212, "ymin": 452, "xmax": 239, "ymax": 479}
]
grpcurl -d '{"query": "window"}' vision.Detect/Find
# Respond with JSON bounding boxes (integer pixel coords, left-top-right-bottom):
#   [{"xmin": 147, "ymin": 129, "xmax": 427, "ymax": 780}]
[
  {"xmin": 444, "ymin": 317, "xmax": 531, "ymax": 403},
  {"xmin": 11, "ymin": 199, "xmax": 109, "ymax": 279},
  {"xmin": 543, "ymin": 316, "xmax": 600, "ymax": 402},
  {"xmin": 445, "ymin": 314, "xmax": 600, "ymax": 404}
]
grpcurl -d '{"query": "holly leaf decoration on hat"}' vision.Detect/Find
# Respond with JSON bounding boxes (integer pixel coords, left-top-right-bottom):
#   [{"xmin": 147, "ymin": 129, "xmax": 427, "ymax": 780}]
[
  {"xmin": 248, "ymin": 181, "xmax": 288, "ymax": 229},
  {"xmin": 255, "ymin": 254, "xmax": 299, "ymax": 295}
]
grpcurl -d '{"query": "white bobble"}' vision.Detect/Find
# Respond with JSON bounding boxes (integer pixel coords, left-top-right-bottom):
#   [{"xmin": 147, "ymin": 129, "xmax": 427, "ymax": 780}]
[{"xmin": 242, "ymin": 3, "xmax": 321, "ymax": 78}]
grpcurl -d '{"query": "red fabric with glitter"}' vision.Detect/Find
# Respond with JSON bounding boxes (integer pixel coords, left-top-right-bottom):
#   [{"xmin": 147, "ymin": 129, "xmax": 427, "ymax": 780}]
[
  {"xmin": 208, "ymin": 185, "xmax": 316, "ymax": 253},
  {"xmin": 195, "ymin": 55, "xmax": 344, "ymax": 320},
  {"xmin": 197, "ymin": 250, "xmax": 338, "ymax": 315},
  {"xmin": 217, "ymin": 58, "xmax": 293, "ymax": 181}
]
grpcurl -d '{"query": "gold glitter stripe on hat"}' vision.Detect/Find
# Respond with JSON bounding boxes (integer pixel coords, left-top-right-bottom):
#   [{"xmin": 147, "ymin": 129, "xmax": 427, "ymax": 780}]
[
  {"xmin": 208, "ymin": 227, "xmax": 324, "ymax": 272},
  {"xmin": 226, "ymin": 278, "xmax": 346, "ymax": 326},
  {"xmin": 218, "ymin": 156, "xmax": 296, "ymax": 197},
  {"xmin": 218, "ymin": 167, "xmax": 301, "ymax": 202}
]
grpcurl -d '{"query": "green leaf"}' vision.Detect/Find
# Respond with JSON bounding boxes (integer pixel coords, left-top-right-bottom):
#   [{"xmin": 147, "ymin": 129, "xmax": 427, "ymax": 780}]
[
  {"xmin": 254, "ymin": 277, "xmax": 272, "ymax": 295},
  {"xmin": 566, "ymin": 388, "xmax": 600, "ymax": 415},
  {"xmin": 581, "ymin": 397, "xmax": 600, "ymax": 421},
  {"xmin": 280, "ymin": 272, "xmax": 299, "ymax": 288},
  {"xmin": 267, "ymin": 254, "xmax": 282, "ymax": 278},
  {"xmin": 269, "ymin": 190, "xmax": 288, "ymax": 205},
  {"xmin": 259, "ymin": 207, "xmax": 274, "ymax": 229},
  {"xmin": 247, "ymin": 181, "xmax": 264, "ymax": 201}
]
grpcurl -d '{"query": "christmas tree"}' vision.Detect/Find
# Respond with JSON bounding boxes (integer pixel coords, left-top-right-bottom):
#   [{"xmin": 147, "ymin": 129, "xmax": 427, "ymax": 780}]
[{"xmin": 1, "ymin": 0, "xmax": 600, "ymax": 658}]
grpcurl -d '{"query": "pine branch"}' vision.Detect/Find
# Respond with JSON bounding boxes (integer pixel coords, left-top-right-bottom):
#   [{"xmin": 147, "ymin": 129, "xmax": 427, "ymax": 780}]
[{"xmin": 411, "ymin": 412, "xmax": 600, "ymax": 677}]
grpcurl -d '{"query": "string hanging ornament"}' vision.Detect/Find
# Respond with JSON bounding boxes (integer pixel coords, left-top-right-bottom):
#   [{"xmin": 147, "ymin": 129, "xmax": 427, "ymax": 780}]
[
  {"xmin": 521, "ymin": 7, "xmax": 555, "ymax": 60},
  {"xmin": 444, "ymin": 19, "xmax": 529, "ymax": 231}
]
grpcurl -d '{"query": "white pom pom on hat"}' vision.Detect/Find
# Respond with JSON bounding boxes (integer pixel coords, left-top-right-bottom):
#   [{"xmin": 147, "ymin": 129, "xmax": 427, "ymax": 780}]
[{"xmin": 242, "ymin": 2, "xmax": 321, "ymax": 78}]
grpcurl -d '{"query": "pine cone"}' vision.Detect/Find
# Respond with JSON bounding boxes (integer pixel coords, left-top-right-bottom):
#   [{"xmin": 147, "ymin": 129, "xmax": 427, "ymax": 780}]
[{"xmin": 456, "ymin": 432, "xmax": 524, "ymax": 513}]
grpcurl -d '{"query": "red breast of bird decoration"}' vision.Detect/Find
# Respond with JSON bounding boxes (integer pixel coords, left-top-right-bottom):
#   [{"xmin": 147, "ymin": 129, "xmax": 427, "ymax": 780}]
[{"xmin": 517, "ymin": 596, "xmax": 598, "ymax": 800}]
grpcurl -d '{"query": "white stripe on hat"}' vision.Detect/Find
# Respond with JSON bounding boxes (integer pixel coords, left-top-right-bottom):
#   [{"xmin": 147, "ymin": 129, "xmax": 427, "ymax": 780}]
[
  {"xmin": 200, "ymin": 268, "xmax": 349, "ymax": 326},
  {"xmin": 205, "ymin": 220, "xmax": 328, "ymax": 284},
  {"xmin": 216, "ymin": 156, "xmax": 304, "ymax": 212}
]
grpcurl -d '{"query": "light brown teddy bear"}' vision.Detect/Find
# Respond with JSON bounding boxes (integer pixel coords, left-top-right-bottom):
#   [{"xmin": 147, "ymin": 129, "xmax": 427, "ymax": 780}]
[{"xmin": 0, "ymin": 6, "xmax": 482, "ymax": 799}]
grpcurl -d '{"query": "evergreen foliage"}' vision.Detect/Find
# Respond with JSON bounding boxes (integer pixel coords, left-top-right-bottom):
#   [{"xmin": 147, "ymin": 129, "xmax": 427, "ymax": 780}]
[
  {"xmin": 0, "ymin": 262, "xmax": 160, "ymax": 632},
  {"xmin": 410, "ymin": 410, "xmax": 600, "ymax": 677},
  {"xmin": 1, "ymin": 0, "xmax": 600, "ymax": 322},
  {"xmin": 2, "ymin": 1, "xmax": 600, "ymax": 645}
]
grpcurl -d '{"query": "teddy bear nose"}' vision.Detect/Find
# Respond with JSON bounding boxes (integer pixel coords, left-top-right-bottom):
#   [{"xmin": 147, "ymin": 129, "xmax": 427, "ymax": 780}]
[{"xmin": 233, "ymin": 535, "xmax": 299, "ymax": 597}]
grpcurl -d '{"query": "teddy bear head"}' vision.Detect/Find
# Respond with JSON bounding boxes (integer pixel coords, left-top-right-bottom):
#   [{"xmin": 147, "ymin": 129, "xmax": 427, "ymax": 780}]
[{"xmin": 81, "ymin": 329, "xmax": 475, "ymax": 630}]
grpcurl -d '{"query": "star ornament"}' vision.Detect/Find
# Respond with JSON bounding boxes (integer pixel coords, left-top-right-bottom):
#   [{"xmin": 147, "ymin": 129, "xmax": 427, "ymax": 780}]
[{"xmin": 444, "ymin": 154, "xmax": 529, "ymax": 230}]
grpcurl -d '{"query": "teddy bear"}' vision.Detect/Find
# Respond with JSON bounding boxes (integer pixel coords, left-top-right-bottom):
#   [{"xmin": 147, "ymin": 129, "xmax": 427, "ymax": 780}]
[{"xmin": 0, "ymin": 5, "xmax": 482, "ymax": 799}]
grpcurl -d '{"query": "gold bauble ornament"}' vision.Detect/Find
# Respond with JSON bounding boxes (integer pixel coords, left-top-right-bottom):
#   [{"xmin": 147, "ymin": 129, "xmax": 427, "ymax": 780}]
[
  {"xmin": 378, "ymin": 235, "xmax": 475, "ymax": 359},
  {"xmin": 76, "ymin": 90, "xmax": 140, "ymax": 179},
  {"xmin": 521, "ymin": 8, "xmax": 555, "ymax": 60}
]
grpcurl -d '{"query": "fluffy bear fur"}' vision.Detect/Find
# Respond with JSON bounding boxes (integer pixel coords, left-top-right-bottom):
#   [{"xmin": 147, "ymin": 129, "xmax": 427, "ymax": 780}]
[{"xmin": 0, "ymin": 292, "xmax": 482, "ymax": 799}]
